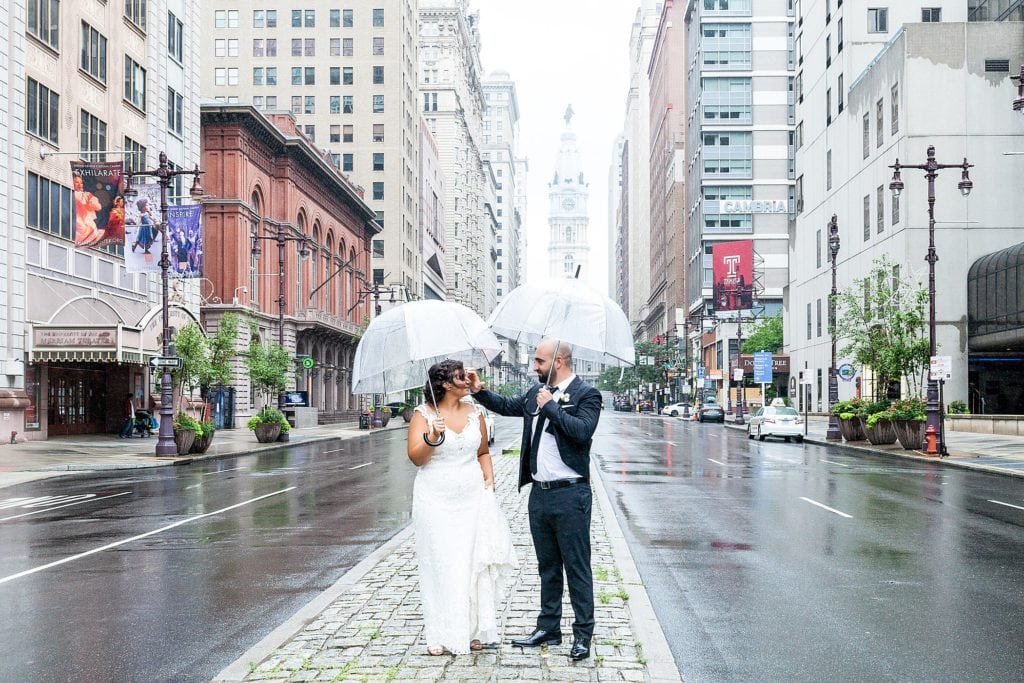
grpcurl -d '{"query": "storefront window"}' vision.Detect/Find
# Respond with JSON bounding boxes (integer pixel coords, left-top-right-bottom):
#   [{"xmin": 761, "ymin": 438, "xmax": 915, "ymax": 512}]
[{"xmin": 25, "ymin": 365, "xmax": 41, "ymax": 430}]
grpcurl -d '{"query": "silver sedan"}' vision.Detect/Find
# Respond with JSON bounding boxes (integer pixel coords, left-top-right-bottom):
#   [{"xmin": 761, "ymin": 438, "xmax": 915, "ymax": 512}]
[{"xmin": 746, "ymin": 406, "xmax": 804, "ymax": 442}]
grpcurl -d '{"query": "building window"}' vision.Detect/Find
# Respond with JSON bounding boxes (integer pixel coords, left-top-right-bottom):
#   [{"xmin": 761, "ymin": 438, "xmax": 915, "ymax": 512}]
[
  {"xmin": 291, "ymin": 38, "xmax": 301, "ymax": 57},
  {"xmin": 27, "ymin": 172, "xmax": 74, "ymax": 241},
  {"xmin": 807, "ymin": 302, "xmax": 812, "ymax": 340},
  {"xmin": 921, "ymin": 7, "xmax": 941, "ymax": 22},
  {"xmin": 253, "ymin": 68, "xmax": 264, "ymax": 86},
  {"xmin": 266, "ymin": 67, "xmax": 277, "ymax": 86},
  {"xmin": 343, "ymin": 9, "xmax": 354, "ymax": 27},
  {"xmin": 303, "ymin": 125, "xmax": 315, "ymax": 142},
  {"xmin": 80, "ymin": 109, "xmax": 107, "ymax": 162},
  {"xmin": 373, "ymin": 152, "xmax": 384, "ymax": 171},
  {"xmin": 266, "ymin": 10, "xmax": 277, "ymax": 27},
  {"xmin": 253, "ymin": 39, "xmax": 264, "ymax": 57},
  {"xmin": 168, "ymin": 87, "xmax": 184, "ymax": 137},
  {"xmin": 343, "ymin": 66, "xmax": 354, "ymax": 84},
  {"xmin": 702, "ymin": 23, "xmax": 752, "ymax": 69},
  {"xmin": 373, "ymin": 95, "xmax": 384, "ymax": 113},
  {"xmin": 266, "ymin": 39, "xmax": 277, "ymax": 56},
  {"xmin": 253, "ymin": 10, "xmax": 265, "ymax": 28},
  {"xmin": 304, "ymin": 9, "xmax": 315, "ymax": 27},
  {"xmin": 291, "ymin": 95, "xmax": 300, "ymax": 114},
  {"xmin": 343, "ymin": 95, "xmax": 354, "ymax": 113},
  {"xmin": 863, "ymin": 195, "xmax": 871, "ymax": 241},
  {"xmin": 373, "ymin": 268, "xmax": 384, "ymax": 285},
  {"xmin": 28, "ymin": 0, "xmax": 60, "ymax": 50},
  {"xmin": 424, "ymin": 92, "xmax": 438, "ymax": 112},
  {"xmin": 373, "ymin": 182, "xmax": 384, "ymax": 200},
  {"xmin": 372, "ymin": 239, "xmax": 384, "ymax": 258},
  {"xmin": 892, "ymin": 191, "xmax": 900, "ymax": 225},
  {"xmin": 862, "ymin": 112, "xmax": 870, "ymax": 159},
  {"xmin": 343, "ymin": 38, "xmax": 353, "ymax": 56},
  {"xmin": 826, "ymin": 149, "xmax": 832, "ymax": 190},
  {"xmin": 123, "ymin": 136, "xmax": 146, "ymax": 174},
  {"xmin": 868, "ymin": 7, "xmax": 888, "ymax": 33},
  {"xmin": 266, "ymin": 96, "xmax": 277, "ymax": 108},
  {"xmin": 81, "ymin": 22, "xmax": 108, "ymax": 83},
  {"xmin": 330, "ymin": 95, "xmax": 340, "ymax": 113},
  {"xmin": 330, "ymin": 9, "xmax": 340, "ymax": 27},
  {"xmin": 702, "ymin": 186, "xmax": 753, "ymax": 233},
  {"xmin": 877, "ymin": 186, "xmax": 885, "ymax": 234},
  {"xmin": 373, "ymin": 66, "xmax": 385, "ymax": 84},
  {"xmin": 702, "ymin": 131, "xmax": 752, "ymax": 178},
  {"xmin": 826, "ymin": 88, "xmax": 832, "ymax": 125},
  {"xmin": 876, "ymin": 98, "xmax": 884, "ymax": 147},
  {"xmin": 342, "ymin": 154, "xmax": 353, "ymax": 172},
  {"xmin": 837, "ymin": 73, "xmax": 844, "ymax": 112},
  {"xmin": 373, "ymin": 37, "xmax": 384, "ymax": 55},
  {"xmin": 373, "ymin": 8, "xmax": 385, "ymax": 26},
  {"xmin": 305, "ymin": 67, "xmax": 315, "ymax": 85},
  {"xmin": 305, "ymin": 38, "xmax": 315, "ymax": 57},
  {"xmin": 891, "ymin": 82, "xmax": 899, "ymax": 135},
  {"xmin": 816, "ymin": 298, "xmax": 822, "ymax": 337},
  {"xmin": 123, "ymin": 56, "xmax": 146, "ymax": 111},
  {"xmin": 816, "ymin": 229, "xmax": 822, "ymax": 268},
  {"xmin": 701, "ymin": 77, "xmax": 752, "ymax": 124},
  {"xmin": 795, "ymin": 175, "xmax": 804, "ymax": 213},
  {"xmin": 330, "ymin": 67, "xmax": 340, "ymax": 85},
  {"xmin": 291, "ymin": 9, "xmax": 301, "ymax": 27},
  {"xmin": 330, "ymin": 125, "xmax": 340, "ymax": 143},
  {"xmin": 125, "ymin": 0, "xmax": 148, "ymax": 32},
  {"xmin": 304, "ymin": 96, "xmax": 315, "ymax": 114},
  {"xmin": 373, "ymin": 123, "xmax": 384, "ymax": 142},
  {"xmin": 343, "ymin": 125, "xmax": 353, "ymax": 142},
  {"xmin": 837, "ymin": 17, "xmax": 844, "ymax": 50}
]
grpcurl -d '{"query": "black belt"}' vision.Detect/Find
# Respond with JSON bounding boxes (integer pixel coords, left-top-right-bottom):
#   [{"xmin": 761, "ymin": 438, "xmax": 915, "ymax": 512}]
[{"xmin": 532, "ymin": 477, "xmax": 586, "ymax": 490}]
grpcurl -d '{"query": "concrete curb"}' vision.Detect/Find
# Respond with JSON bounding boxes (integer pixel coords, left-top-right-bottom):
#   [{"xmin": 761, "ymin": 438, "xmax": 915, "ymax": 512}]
[
  {"xmin": 722, "ymin": 422, "xmax": 1024, "ymax": 479},
  {"xmin": 591, "ymin": 462, "xmax": 683, "ymax": 682},
  {"xmin": 211, "ymin": 525, "xmax": 415, "ymax": 683}
]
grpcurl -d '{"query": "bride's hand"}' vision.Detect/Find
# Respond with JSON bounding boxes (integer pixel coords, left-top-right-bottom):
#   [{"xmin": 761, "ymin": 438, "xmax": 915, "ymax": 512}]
[
  {"xmin": 428, "ymin": 416, "xmax": 446, "ymax": 439},
  {"xmin": 483, "ymin": 476, "xmax": 494, "ymax": 489}
]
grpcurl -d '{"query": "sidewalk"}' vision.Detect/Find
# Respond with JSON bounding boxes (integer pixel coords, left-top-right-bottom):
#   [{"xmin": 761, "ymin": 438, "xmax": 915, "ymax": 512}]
[
  {"xmin": 213, "ymin": 450, "xmax": 680, "ymax": 683},
  {"xmin": 723, "ymin": 413, "xmax": 1024, "ymax": 478}
]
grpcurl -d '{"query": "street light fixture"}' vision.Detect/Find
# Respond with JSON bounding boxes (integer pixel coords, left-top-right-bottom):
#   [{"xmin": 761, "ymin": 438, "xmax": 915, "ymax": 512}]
[
  {"xmin": 826, "ymin": 214, "xmax": 842, "ymax": 441},
  {"xmin": 251, "ymin": 218, "xmax": 312, "ymax": 410},
  {"xmin": 124, "ymin": 152, "xmax": 204, "ymax": 456},
  {"xmin": 889, "ymin": 146, "xmax": 973, "ymax": 456}
]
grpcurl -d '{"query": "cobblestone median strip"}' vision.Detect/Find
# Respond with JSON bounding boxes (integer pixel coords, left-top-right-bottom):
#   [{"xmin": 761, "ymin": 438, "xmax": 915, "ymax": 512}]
[{"xmin": 215, "ymin": 449, "xmax": 680, "ymax": 682}]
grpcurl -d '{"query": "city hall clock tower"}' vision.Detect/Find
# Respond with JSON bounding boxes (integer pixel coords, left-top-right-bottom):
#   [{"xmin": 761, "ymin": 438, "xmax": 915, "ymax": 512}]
[{"xmin": 547, "ymin": 105, "xmax": 590, "ymax": 280}]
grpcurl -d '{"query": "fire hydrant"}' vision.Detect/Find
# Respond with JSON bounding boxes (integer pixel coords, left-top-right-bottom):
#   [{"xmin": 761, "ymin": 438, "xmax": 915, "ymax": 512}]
[{"xmin": 924, "ymin": 424, "xmax": 938, "ymax": 455}]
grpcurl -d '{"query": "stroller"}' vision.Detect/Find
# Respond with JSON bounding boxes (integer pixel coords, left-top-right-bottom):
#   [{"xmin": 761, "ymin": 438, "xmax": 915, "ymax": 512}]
[{"xmin": 133, "ymin": 410, "xmax": 156, "ymax": 437}]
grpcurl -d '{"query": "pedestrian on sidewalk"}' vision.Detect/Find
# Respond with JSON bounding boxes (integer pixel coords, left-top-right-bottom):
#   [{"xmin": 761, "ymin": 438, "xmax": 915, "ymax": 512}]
[
  {"xmin": 468, "ymin": 339, "xmax": 603, "ymax": 661},
  {"xmin": 406, "ymin": 359, "xmax": 518, "ymax": 656},
  {"xmin": 119, "ymin": 393, "xmax": 137, "ymax": 438}
]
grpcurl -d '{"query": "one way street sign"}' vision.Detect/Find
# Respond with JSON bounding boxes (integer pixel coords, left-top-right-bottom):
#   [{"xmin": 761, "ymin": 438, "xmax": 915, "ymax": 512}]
[{"xmin": 149, "ymin": 356, "xmax": 182, "ymax": 369}]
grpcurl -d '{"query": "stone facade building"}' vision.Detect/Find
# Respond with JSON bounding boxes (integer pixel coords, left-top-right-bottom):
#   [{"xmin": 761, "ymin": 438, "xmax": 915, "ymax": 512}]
[
  {"xmin": 547, "ymin": 109, "xmax": 591, "ymax": 281},
  {"xmin": 200, "ymin": 104, "xmax": 380, "ymax": 421}
]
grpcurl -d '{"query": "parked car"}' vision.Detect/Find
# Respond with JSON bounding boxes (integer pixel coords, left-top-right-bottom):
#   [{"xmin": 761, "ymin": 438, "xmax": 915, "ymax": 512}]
[
  {"xmin": 747, "ymin": 405, "xmax": 804, "ymax": 442},
  {"xmin": 698, "ymin": 401, "xmax": 725, "ymax": 423},
  {"xmin": 661, "ymin": 402, "xmax": 691, "ymax": 417},
  {"xmin": 637, "ymin": 400, "xmax": 655, "ymax": 413}
]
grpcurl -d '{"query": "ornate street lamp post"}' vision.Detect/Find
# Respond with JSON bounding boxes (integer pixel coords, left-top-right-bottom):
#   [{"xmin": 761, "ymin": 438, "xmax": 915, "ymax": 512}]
[
  {"xmin": 734, "ymin": 312, "xmax": 746, "ymax": 425},
  {"xmin": 889, "ymin": 146, "xmax": 973, "ymax": 456},
  {"xmin": 826, "ymin": 214, "xmax": 842, "ymax": 441},
  {"xmin": 252, "ymin": 219, "xmax": 311, "ymax": 410},
  {"xmin": 124, "ymin": 152, "xmax": 204, "ymax": 456}
]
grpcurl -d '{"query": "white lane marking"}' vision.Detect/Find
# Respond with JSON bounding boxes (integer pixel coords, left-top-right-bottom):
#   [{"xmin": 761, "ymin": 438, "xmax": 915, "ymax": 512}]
[
  {"xmin": 0, "ymin": 486, "xmax": 296, "ymax": 586},
  {"xmin": 0, "ymin": 492, "xmax": 132, "ymax": 522},
  {"xmin": 821, "ymin": 459, "xmax": 851, "ymax": 468},
  {"xmin": 707, "ymin": 458, "xmax": 730, "ymax": 466},
  {"xmin": 799, "ymin": 496, "xmax": 853, "ymax": 519},
  {"xmin": 988, "ymin": 499, "xmax": 1024, "ymax": 512},
  {"xmin": 323, "ymin": 448, "xmax": 346, "ymax": 454},
  {"xmin": 348, "ymin": 462, "xmax": 374, "ymax": 470},
  {"xmin": 203, "ymin": 466, "xmax": 244, "ymax": 475}
]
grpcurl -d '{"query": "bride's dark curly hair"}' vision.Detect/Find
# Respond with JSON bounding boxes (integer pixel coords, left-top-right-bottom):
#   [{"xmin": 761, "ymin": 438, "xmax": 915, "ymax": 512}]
[{"xmin": 424, "ymin": 359, "xmax": 466, "ymax": 406}]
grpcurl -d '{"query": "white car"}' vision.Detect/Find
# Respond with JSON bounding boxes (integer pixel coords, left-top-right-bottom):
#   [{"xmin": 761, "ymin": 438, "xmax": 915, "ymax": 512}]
[
  {"xmin": 661, "ymin": 402, "xmax": 691, "ymax": 417},
  {"xmin": 747, "ymin": 405, "xmax": 804, "ymax": 442}
]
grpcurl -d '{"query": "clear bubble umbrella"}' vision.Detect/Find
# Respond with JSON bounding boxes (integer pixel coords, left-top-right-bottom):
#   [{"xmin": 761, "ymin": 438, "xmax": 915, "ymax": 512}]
[{"xmin": 351, "ymin": 299, "xmax": 503, "ymax": 402}]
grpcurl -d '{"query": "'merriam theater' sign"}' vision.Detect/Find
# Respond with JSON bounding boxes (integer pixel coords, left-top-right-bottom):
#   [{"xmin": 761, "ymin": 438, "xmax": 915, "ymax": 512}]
[{"xmin": 721, "ymin": 200, "xmax": 789, "ymax": 214}]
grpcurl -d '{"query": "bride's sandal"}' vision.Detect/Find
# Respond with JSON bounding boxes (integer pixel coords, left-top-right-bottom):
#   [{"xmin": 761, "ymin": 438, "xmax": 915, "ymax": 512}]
[
  {"xmin": 427, "ymin": 646, "xmax": 445, "ymax": 656},
  {"xmin": 470, "ymin": 639, "xmax": 483, "ymax": 651}
]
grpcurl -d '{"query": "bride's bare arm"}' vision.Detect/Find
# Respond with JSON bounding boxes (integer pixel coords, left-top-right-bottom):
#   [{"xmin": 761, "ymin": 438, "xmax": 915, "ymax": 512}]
[
  {"xmin": 477, "ymin": 412, "xmax": 494, "ymax": 488},
  {"xmin": 407, "ymin": 410, "xmax": 443, "ymax": 466}
]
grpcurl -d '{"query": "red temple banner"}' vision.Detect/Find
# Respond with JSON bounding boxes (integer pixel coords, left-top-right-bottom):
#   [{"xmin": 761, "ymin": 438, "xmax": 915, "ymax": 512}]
[{"xmin": 712, "ymin": 240, "xmax": 754, "ymax": 312}]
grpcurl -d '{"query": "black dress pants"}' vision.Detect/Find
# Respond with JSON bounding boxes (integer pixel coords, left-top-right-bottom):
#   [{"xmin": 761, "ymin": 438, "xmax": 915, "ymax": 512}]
[{"xmin": 528, "ymin": 483, "xmax": 594, "ymax": 639}]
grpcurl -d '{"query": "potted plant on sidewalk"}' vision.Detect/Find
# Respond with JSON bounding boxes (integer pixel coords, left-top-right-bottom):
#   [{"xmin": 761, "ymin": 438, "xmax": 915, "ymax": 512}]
[
  {"xmin": 831, "ymin": 398, "xmax": 867, "ymax": 442},
  {"xmin": 189, "ymin": 418, "xmax": 216, "ymax": 454},
  {"xmin": 172, "ymin": 412, "xmax": 200, "ymax": 455},
  {"xmin": 245, "ymin": 336, "xmax": 291, "ymax": 441},
  {"xmin": 891, "ymin": 397, "xmax": 927, "ymax": 450},
  {"xmin": 247, "ymin": 407, "xmax": 287, "ymax": 443},
  {"xmin": 864, "ymin": 406, "xmax": 898, "ymax": 445}
]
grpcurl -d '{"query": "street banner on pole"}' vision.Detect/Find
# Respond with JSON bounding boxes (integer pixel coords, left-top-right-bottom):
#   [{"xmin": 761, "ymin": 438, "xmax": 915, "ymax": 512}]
[
  {"xmin": 71, "ymin": 161, "xmax": 125, "ymax": 249},
  {"xmin": 168, "ymin": 204, "xmax": 202, "ymax": 277},
  {"xmin": 929, "ymin": 355, "xmax": 952, "ymax": 381},
  {"xmin": 753, "ymin": 352, "xmax": 773, "ymax": 383},
  {"xmin": 712, "ymin": 240, "xmax": 753, "ymax": 312},
  {"xmin": 124, "ymin": 184, "xmax": 164, "ymax": 273}
]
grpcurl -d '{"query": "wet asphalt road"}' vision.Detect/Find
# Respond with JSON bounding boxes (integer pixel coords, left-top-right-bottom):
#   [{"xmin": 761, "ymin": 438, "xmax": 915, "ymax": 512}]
[
  {"xmin": 593, "ymin": 413, "xmax": 1024, "ymax": 682},
  {"xmin": 0, "ymin": 429, "xmax": 424, "ymax": 682}
]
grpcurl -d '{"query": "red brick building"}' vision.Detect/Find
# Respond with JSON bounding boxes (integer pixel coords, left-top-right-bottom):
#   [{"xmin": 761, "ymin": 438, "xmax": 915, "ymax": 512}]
[{"xmin": 201, "ymin": 105, "xmax": 380, "ymax": 421}]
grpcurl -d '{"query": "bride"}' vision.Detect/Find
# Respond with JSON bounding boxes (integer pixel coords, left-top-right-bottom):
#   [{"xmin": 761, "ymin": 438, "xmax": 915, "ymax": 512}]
[{"xmin": 406, "ymin": 359, "xmax": 517, "ymax": 655}]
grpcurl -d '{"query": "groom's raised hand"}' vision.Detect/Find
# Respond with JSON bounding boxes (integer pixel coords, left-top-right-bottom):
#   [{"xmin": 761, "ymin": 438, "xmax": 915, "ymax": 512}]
[
  {"xmin": 536, "ymin": 387, "xmax": 554, "ymax": 409},
  {"xmin": 466, "ymin": 369, "xmax": 484, "ymax": 393}
]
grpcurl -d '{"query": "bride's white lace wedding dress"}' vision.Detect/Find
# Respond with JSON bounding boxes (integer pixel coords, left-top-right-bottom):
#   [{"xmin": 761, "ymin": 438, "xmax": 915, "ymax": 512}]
[{"xmin": 412, "ymin": 404, "xmax": 518, "ymax": 654}]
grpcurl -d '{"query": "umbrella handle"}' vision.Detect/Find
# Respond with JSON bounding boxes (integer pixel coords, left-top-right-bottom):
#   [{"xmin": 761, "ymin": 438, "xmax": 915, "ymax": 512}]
[
  {"xmin": 525, "ymin": 384, "xmax": 552, "ymax": 416},
  {"xmin": 423, "ymin": 432, "xmax": 446, "ymax": 447}
]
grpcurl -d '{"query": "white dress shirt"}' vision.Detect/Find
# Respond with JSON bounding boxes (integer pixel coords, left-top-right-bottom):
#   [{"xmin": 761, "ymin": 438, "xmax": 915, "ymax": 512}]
[{"xmin": 533, "ymin": 374, "xmax": 583, "ymax": 482}]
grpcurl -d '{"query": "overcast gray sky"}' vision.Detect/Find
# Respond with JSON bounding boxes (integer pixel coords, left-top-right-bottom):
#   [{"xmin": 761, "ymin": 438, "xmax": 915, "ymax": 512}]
[{"xmin": 475, "ymin": 0, "xmax": 640, "ymax": 294}]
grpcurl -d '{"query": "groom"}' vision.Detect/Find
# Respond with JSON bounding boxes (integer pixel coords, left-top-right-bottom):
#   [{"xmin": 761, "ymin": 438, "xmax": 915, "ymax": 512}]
[{"xmin": 468, "ymin": 338, "xmax": 602, "ymax": 661}]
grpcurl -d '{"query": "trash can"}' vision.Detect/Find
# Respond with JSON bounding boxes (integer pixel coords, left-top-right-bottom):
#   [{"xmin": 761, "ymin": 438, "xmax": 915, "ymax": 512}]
[{"xmin": 359, "ymin": 413, "xmax": 370, "ymax": 430}]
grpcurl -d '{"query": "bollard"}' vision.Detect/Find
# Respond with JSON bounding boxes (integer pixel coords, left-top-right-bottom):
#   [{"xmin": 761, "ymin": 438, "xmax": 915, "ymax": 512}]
[{"xmin": 925, "ymin": 424, "xmax": 938, "ymax": 455}]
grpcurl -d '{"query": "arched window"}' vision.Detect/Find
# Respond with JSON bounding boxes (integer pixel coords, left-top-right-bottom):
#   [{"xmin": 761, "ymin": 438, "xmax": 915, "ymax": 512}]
[
  {"xmin": 324, "ymin": 231, "xmax": 335, "ymax": 315},
  {"xmin": 348, "ymin": 247, "xmax": 357, "ymax": 319},
  {"xmin": 338, "ymin": 237, "xmax": 347, "ymax": 314},
  {"xmin": 250, "ymin": 191, "xmax": 262, "ymax": 304},
  {"xmin": 564, "ymin": 254, "xmax": 575, "ymax": 275},
  {"xmin": 296, "ymin": 214, "xmax": 307, "ymax": 315},
  {"xmin": 311, "ymin": 224, "xmax": 321, "ymax": 308}
]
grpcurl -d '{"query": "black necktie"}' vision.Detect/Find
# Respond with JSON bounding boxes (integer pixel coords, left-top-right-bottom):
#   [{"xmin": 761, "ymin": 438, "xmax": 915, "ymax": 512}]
[{"xmin": 530, "ymin": 387, "xmax": 558, "ymax": 476}]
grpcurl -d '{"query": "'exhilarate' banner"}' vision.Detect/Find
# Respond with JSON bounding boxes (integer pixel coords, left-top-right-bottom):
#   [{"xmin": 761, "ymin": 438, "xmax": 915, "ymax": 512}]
[{"xmin": 71, "ymin": 161, "xmax": 125, "ymax": 249}]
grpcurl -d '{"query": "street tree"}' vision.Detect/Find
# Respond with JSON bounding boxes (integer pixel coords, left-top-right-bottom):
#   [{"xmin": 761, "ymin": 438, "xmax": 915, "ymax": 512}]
[
  {"xmin": 833, "ymin": 255, "xmax": 930, "ymax": 399},
  {"xmin": 740, "ymin": 314, "xmax": 783, "ymax": 353}
]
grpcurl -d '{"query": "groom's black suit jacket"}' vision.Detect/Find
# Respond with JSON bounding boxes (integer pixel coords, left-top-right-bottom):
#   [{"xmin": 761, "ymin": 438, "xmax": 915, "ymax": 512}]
[{"xmin": 473, "ymin": 377, "xmax": 603, "ymax": 490}]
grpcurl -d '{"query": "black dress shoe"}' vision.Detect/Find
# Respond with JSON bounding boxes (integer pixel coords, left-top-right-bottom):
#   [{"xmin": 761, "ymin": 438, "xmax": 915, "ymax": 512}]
[
  {"xmin": 570, "ymin": 636, "xmax": 591, "ymax": 661},
  {"xmin": 511, "ymin": 629, "xmax": 562, "ymax": 647}
]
